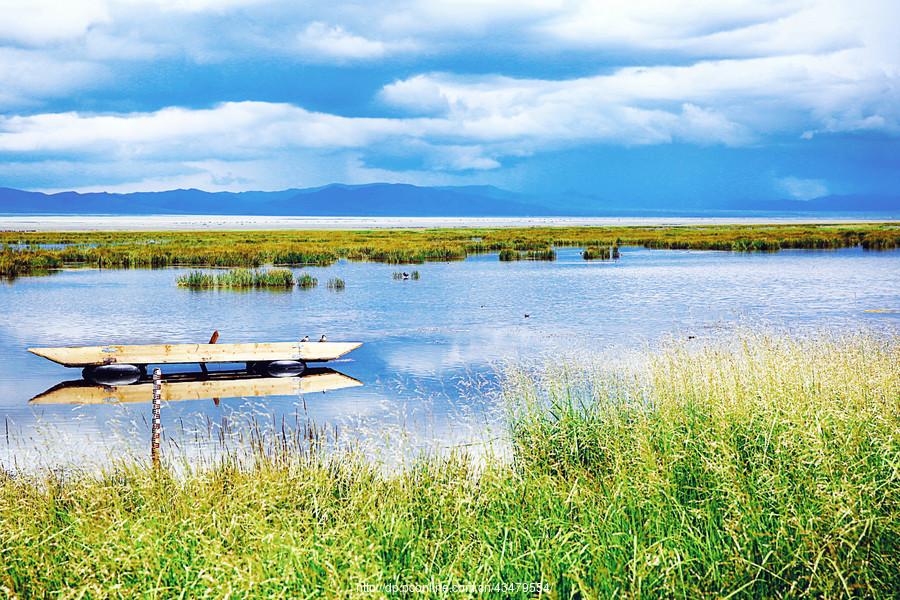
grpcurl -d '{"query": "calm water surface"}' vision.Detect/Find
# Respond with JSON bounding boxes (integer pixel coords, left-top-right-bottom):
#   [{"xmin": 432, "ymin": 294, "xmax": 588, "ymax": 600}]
[{"xmin": 1, "ymin": 247, "xmax": 898, "ymax": 468}]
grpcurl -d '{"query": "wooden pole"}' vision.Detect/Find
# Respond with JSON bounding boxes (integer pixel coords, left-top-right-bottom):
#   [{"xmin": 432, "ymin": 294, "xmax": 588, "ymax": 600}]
[
  {"xmin": 151, "ymin": 368, "xmax": 161, "ymax": 468},
  {"xmin": 200, "ymin": 330, "xmax": 219, "ymax": 376}
]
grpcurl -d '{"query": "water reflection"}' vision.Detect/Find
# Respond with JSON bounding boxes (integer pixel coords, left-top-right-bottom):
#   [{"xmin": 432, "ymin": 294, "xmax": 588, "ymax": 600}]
[
  {"xmin": 30, "ymin": 367, "xmax": 363, "ymax": 405},
  {"xmin": 2, "ymin": 246, "xmax": 898, "ymax": 469}
]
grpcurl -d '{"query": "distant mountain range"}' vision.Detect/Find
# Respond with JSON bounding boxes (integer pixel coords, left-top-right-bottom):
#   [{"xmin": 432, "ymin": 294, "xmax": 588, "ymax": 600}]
[{"xmin": 0, "ymin": 184, "xmax": 897, "ymax": 217}]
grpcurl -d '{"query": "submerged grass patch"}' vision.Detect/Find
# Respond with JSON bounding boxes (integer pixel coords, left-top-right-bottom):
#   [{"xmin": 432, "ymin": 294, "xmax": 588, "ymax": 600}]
[
  {"xmin": 176, "ymin": 268, "xmax": 294, "ymax": 289},
  {"xmin": 1, "ymin": 334, "xmax": 896, "ymax": 597},
  {"xmin": 325, "ymin": 276, "xmax": 345, "ymax": 290},
  {"xmin": 2, "ymin": 223, "xmax": 897, "ymax": 277}
]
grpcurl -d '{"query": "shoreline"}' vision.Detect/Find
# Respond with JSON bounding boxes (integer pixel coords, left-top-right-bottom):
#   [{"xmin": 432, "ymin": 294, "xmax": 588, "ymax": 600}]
[{"xmin": 2, "ymin": 214, "xmax": 898, "ymax": 231}]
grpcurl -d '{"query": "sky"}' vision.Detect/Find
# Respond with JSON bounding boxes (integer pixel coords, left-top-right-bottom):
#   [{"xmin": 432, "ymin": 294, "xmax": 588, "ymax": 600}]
[{"xmin": 0, "ymin": 0, "xmax": 898, "ymax": 207}]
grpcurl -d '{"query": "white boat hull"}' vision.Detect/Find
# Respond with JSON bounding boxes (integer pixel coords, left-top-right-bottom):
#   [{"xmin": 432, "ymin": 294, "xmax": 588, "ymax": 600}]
[{"xmin": 28, "ymin": 341, "xmax": 362, "ymax": 367}]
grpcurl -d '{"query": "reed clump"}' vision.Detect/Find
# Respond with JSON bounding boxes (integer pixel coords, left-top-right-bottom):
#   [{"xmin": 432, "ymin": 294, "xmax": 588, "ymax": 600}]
[
  {"xmin": 325, "ymin": 277, "xmax": 345, "ymax": 290},
  {"xmin": 296, "ymin": 273, "xmax": 318, "ymax": 289},
  {"xmin": 582, "ymin": 245, "xmax": 619, "ymax": 260},
  {"xmin": 1, "ymin": 334, "xmax": 895, "ymax": 597},
  {"xmin": 499, "ymin": 248, "xmax": 557, "ymax": 261},
  {"xmin": 176, "ymin": 268, "xmax": 294, "ymax": 289},
  {"xmin": 1, "ymin": 223, "xmax": 897, "ymax": 277}
]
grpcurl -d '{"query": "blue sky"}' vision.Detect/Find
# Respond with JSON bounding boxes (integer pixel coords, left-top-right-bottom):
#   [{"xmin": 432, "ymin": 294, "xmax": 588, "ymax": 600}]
[{"xmin": 0, "ymin": 0, "xmax": 898, "ymax": 207}]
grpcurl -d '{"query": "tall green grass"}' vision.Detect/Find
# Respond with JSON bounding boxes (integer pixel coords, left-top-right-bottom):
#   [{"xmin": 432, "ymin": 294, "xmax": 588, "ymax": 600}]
[
  {"xmin": 0, "ymin": 334, "xmax": 897, "ymax": 597},
  {"xmin": 296, "ymin": 273, "xmax": 318, "ymax": 289},
  {"xmin": 176, "ymin": 268, "xmax": 295, "ymax": 289}
]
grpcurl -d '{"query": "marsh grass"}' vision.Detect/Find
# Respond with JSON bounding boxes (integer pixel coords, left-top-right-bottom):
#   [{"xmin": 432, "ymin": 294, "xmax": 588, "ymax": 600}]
[
  {"xmin": 0, "ymin": 334, "xmax": 897, "ymax": 597},
  {"xmin": 499, "ymin": 248, "xmax": 557, "ymax": 261},
  {"xmin": 176, "ymin": 268, "xmax": 294, "ymax": 289},
  {"xmin": 3, "ymin": 223, "xmax": 896, "ymax": 277},
  {"xmin": 326, "ymin": 277, "xmax": 345, "ymax": 290},
  {"xmin": 296, "ymin": 273, "xmax": 318, "ymax": 289},
  {"xmin": 582, "ymin": 245, "xmax": 620, "ymax": 260}
]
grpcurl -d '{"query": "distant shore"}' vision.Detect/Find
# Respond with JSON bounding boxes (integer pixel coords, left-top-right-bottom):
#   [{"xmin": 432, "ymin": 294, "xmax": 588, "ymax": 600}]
[
  {"xmin": 1, "ymin": 214, "xmax": 897, "ymax": 231},
  {"xmin": 4, "ymin": 222, "xmax": 897, "ymax": 278}
]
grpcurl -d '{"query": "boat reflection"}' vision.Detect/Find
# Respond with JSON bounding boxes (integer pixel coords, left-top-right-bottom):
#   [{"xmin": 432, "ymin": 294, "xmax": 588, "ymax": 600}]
[{"xmin": 29, "ymin": 367, "xmax": 363, "ymax": 405}]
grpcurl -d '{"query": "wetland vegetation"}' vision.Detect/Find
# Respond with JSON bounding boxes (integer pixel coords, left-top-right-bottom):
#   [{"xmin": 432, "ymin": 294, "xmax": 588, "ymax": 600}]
[
  {"xmin": 1, "ymin": 334, "xmax": 896, "ymax": 597},
  {"xmin": 176, "ymin": 268, "xmax": 295, "ymax": 289},
  {"xmin": 2, "ymin": 223, "xmax": 897, "ymax": 277},
  {"xmin": 498, "ymin": 248, "xmax": 557, "ymax": 261},
  {"xmin": 296, "ymin": 273, "xmax": 318, "ymax": 289},
  {"xmin": 582, "ymin": 245, "xmax": 620, "ymax": 260}
]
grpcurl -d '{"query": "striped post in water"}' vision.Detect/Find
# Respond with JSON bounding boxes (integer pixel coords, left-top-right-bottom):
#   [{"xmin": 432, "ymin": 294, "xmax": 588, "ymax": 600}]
[{"xmin": 151, "ymin": 368, "xmax": 162, "ymax": 468}]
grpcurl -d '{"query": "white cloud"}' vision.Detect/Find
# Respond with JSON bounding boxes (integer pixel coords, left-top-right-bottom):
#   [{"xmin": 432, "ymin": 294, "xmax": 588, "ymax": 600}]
[
  {"xmin": 777, "ymin": 176, "xmax": 829, "ymax": 200},
  {"xmin": 123, "ymin": 0, "xmax": 270, "ymax": 12},
  {"xmin": 3, "ymin": 0, "xmax": 898, "ymax": 62},
  {"xmin": 0, "ymin": 102, "xmax": 426, "ymax": 156},
  {"xmin": 0, "ymin": 48, "xmax": 105, "ymax": 109},
  {"xmin": 0, "ymin": 0, "xmax": 110, "ymax": 46},
  {"xmin": 538, "ymin": 0, "xmax": 798, "ymax": 50},
  {"xmin": 295, "ymin": 22, "xmax": 413, "ymax": 61},
  {"xmin": 0, "ymin": 91, "xmax": 753, "ymax": 171},
  {"xmin": 380, "ymin": 0, "xmax": 562, "ymax": 36},
  {"xmin": 1, "ymin": 30, "xmax": 898, "ymax": 188},
  {"xmin": 82, "ymin": 30, "xmax": 165, "ymax": 60},
  {"xmin": 382, "ymin": 44, "xmax": 900, "ymax": 144},
  {"xmin": 0, "ymin": 0, "xmax": 899, "ymax": 190}
]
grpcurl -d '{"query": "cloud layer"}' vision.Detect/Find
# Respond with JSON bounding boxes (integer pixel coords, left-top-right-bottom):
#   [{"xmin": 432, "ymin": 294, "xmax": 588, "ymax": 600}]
[{"xmin": 0, "ymin": 0, "xmax": 897, "ymax": 194}]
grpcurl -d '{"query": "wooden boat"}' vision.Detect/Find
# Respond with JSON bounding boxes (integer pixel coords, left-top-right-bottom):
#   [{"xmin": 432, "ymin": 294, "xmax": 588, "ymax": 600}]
[
  {"xmin": 29, "ymin": 341, "xmax": 362, "ymax": 368},
  {"xmin": 29, "ymin": 368, "xmax": 363, "ymax": 405}
]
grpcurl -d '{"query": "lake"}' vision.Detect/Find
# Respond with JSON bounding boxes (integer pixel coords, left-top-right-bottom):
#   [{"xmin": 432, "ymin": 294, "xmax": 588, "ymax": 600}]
[{"xmin": 1, "ymin": 246, "xmax": 898, "ymax": 469}]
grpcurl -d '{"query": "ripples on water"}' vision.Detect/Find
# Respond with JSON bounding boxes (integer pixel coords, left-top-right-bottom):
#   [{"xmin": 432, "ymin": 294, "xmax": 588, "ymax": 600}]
[{"xmin": 1, "ymin": 247, "xmax": 898, "ymax": 470}]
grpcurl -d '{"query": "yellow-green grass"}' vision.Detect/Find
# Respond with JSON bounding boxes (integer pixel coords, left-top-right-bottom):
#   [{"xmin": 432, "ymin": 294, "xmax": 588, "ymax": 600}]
[
  {"xmin": 582, "ymin": 245, "xmax": 620, "ymax": 260},
  {"xmin": 296, "ymin": 273, "xmax": 318, "ymax": 289},
  {"xmin": 1, "ymin": 223, "xmax": 897, "ymax": 277},
  {"xmin": 498, "ymin": 248, "xmax": 557, "ymax": 261},
  {"xmin": 1, "ymin": 334, "xmax": 897, "ymax": 597},
  {"xmin": 176, "ymin": 268, "xmax": 295, "ymax": 289}
]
